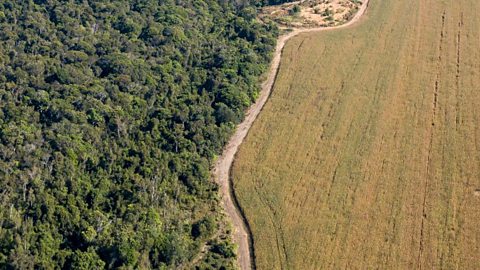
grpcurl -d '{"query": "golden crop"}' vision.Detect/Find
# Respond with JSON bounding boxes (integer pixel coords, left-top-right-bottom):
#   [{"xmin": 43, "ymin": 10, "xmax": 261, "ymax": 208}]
[{"xmin": 232, "ymin": 0, "xmax": 480, "ymax": 268}]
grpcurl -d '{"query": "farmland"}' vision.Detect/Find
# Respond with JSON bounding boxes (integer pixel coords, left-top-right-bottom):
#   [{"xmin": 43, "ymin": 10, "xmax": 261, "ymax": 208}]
[{"xmin": 232, "ymin": 0, "xmax": 480, "ymax": 269}]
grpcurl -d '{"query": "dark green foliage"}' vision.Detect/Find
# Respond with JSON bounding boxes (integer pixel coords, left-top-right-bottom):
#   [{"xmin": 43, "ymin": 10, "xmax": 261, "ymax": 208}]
[
  {"xmin": 191, "ymin": 215, "xmax": 216, "ymax": 240},
  {"xmin": 212, "ymin": 240, "xmax": 236, "ymax": 259},
  {"xmin": 252, "ymin": 0, "xmax": 297, "ymax": 6},
  {"xmin": 0, "ymin": 0, "xmax": 277, "ymax": 268},
  {"xmin": 291, "ymin": 5, "xmax": 301, "ymax": 14}
]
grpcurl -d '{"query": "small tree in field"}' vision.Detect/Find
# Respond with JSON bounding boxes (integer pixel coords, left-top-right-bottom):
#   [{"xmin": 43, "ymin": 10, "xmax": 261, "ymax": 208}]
[{"xmin": 290, "ymin": 5, "xmax": 301, "ymax": 15}]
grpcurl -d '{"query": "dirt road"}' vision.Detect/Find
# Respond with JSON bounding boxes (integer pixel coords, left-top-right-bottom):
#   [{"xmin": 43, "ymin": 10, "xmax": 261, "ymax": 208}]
[{"xmin": 212, "ymin": 1, "xmax": 370, "ymax": 269}]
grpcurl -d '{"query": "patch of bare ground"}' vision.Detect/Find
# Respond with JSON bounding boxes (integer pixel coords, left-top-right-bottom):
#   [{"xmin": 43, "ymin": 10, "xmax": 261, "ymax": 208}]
[{"xmin": 259, "ymin": 0, "xmax": 363, "ymax": 28}]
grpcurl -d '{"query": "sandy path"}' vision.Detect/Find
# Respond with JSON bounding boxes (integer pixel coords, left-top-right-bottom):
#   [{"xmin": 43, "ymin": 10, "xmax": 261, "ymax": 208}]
[{"xmin": 212, "ymin": 1, "xmax": 370, "ymax": 269}]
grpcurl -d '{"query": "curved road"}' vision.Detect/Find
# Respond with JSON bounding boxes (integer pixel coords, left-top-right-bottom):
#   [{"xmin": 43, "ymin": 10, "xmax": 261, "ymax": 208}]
[{"xmin": 213, "ymin": 1, "xmax": 370, "ymax": 269}]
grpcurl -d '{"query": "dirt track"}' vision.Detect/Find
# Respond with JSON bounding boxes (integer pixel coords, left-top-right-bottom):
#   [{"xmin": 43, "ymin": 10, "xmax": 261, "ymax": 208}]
[{"xmin": 212, "ymin": 1, "xmax": 370, "ymax": 269}]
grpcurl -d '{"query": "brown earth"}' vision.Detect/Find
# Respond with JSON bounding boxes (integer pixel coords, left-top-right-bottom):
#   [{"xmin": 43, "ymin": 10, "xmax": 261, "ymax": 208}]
[{"xmin": 260, "ymin": 0, "xmax": 363, "ymax": 28}]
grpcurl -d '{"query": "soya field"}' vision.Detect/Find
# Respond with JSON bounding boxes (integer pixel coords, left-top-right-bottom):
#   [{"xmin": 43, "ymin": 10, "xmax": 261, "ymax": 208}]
[{"xmin": 232, "ymin": 0, "xmax": 480, "ymax": 269}]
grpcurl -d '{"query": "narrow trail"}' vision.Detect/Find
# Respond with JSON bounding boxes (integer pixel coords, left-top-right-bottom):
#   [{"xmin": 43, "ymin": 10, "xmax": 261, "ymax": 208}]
[{"xmin": 213, "ymin": 1, "xmax": 370, "ymax": 269}]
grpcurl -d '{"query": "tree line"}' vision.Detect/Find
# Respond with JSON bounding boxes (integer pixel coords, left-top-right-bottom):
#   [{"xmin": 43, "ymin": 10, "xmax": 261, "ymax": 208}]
[{"xmin": 0, "ymin": 0, "xmax": 277, "ymax": 268}]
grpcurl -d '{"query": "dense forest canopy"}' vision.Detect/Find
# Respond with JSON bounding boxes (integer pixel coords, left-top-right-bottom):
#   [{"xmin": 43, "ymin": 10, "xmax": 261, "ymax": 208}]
[{"xmin": 0, "ymin": 0, "xmax": 277, "ymax": 268}]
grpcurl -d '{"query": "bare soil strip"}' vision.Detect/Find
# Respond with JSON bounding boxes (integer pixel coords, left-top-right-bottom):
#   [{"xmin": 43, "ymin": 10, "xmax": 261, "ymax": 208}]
[{"xmin": 212, "ymin": 1, "xmax": 370, "ymax": 269}]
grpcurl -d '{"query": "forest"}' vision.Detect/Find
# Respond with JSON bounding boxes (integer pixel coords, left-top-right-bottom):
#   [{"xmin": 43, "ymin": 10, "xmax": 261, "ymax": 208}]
[{"xmin": 0, "ymin": 0, "xmax": 278, "ymax": 269}]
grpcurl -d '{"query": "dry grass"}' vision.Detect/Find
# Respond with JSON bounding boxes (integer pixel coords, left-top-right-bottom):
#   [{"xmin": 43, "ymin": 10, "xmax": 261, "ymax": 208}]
[{"xmin": 232, "ymin": 0, "xmax": 480, "ymax": 269}]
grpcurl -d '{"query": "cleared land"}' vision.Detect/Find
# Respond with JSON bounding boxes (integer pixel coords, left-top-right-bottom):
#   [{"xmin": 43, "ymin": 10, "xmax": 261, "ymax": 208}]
[
  {"xmin": 259, "ymin": 0, "xmax": 362, "ymax": 28},
  {"xmin": 232, "ymin": 0, "xmax": 480, "ymax": 269}
]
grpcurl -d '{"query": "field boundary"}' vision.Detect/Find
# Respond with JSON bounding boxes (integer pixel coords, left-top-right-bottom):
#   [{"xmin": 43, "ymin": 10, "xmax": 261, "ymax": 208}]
[{"xmin": 213, "ymin": 1, "xmax": 371, "ymax": 269}]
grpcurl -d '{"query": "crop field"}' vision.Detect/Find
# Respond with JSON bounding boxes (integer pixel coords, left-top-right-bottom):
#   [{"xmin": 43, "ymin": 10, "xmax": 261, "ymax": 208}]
[{"xmin": 232, "ymin": 0, "xmax": 480, "ymax": 269}]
